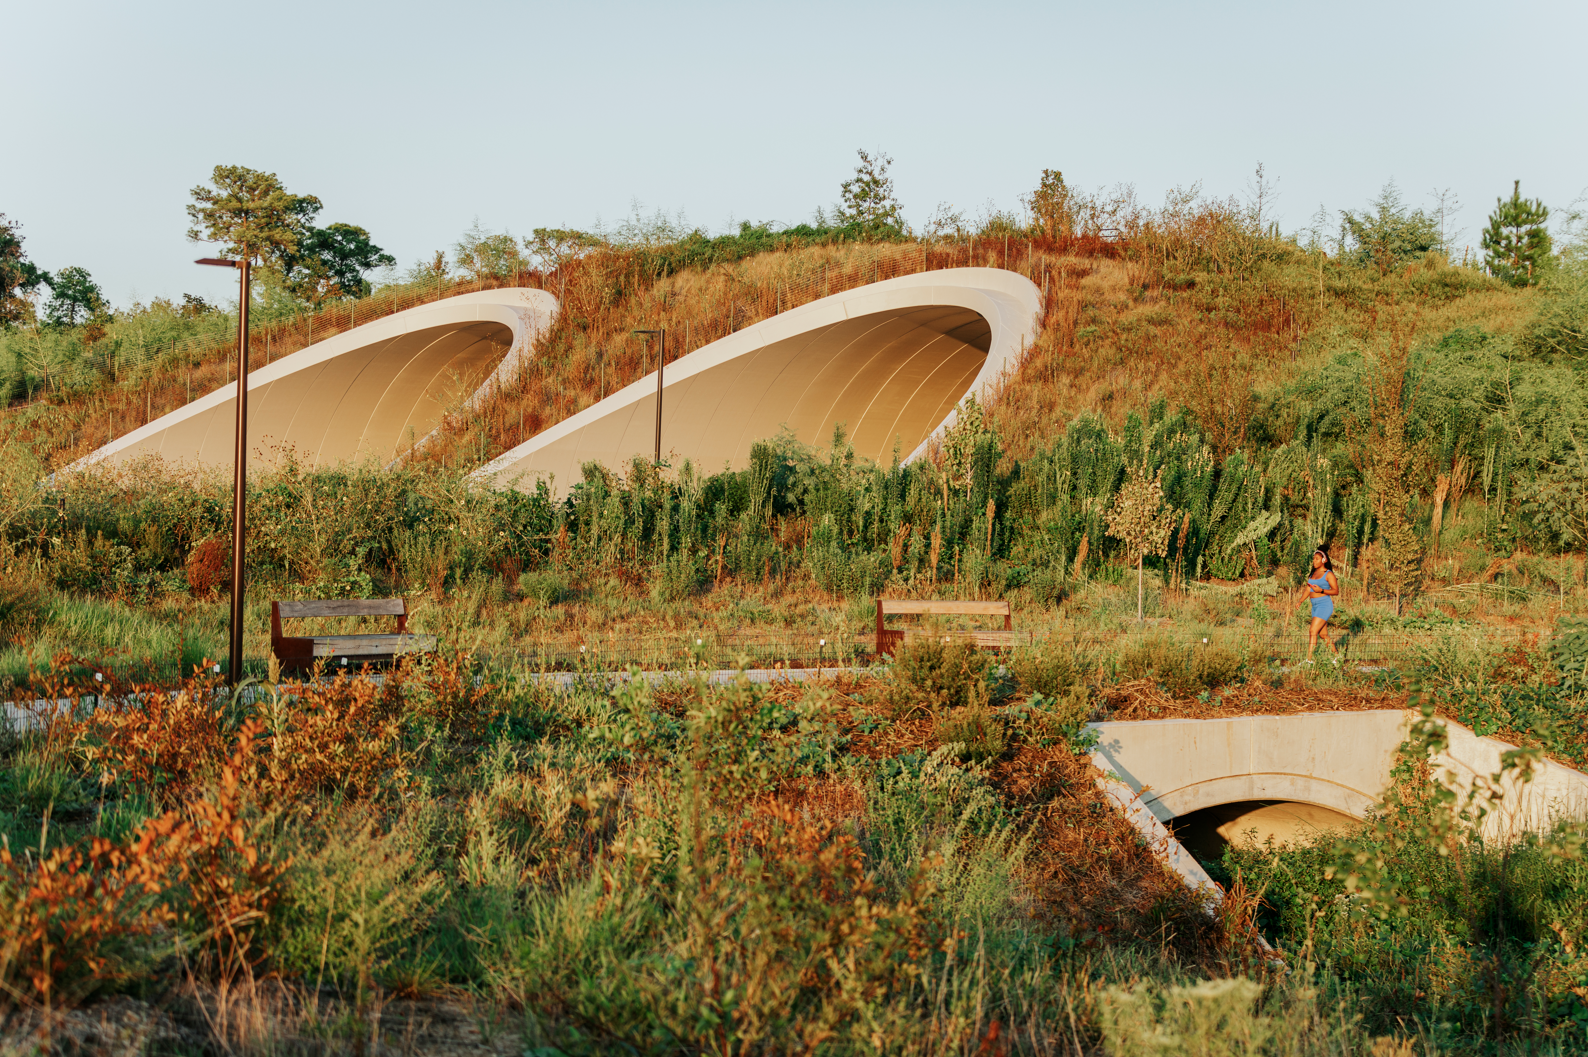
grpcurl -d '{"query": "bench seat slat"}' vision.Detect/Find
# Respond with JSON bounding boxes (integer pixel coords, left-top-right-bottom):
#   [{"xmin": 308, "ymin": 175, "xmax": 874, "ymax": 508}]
[
  {"xmin": 893, "ymin": 629, "xmax": 1027, "ymax": 647},
  {"xmin": 278, "ymin": 599, "xmax": 407, "ymax": 619},
  {"xmin": 309, "ymin": 637, "xmax": 436, "ymax": 657},
  {"xmin": 878, "ymin": 600, "xmax": 1010, "ymax": 616},
  {"xmin": 277, "ymin": 634, "xmax": 436, "ymax": 658}
]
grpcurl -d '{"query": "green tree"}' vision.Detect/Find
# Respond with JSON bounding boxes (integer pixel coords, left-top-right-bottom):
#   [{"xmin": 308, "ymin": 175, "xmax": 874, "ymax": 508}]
[
  {"xmin": 404, "ymin": 250, "xmax": 450, "ymax": 287},
  {"xmin": 526, "ymin": 227, "xmax": 603, "ymax": 301},
  {"xmin": 525, "ymin": 227, "xmax": 602, "ymax": 273},
  {"xmin": 1482, "ymin": 180, "xmax": 1552, "ymax": 287},
  {"xmin": 282, "ymin": 223, "xmax": 396, "ymax": 303},
  {"xmin": 453, "ymin": 220, "xmax": 526, "ymax": 282},
  {"xmin": 1024, "ymin": 169, "xmax": 1071, "ymax": 240},
  {"xmin": 836, "ymin": 149, "xmax": 906, "ymax": 239},
  {"xmin": 1105, "ymin": 463, "xmax": 1181, "ymax": 622},
  {"xmin": 0, "ymin": 214, "xmax": 50, "ymax": 327},
  {"xmin": 42, "ymin": 266, "xmax": 107, "ymax": 328},
  {"xmin": 1341, "ymin": 181, "xmax": 1442, "ymax": 273},
  {"xmin": 186, "ymin": 164, "xmax": 322, "ymax": 271},
  {"xmin": 180, "ymin": 293, "xmax": 216, "ymax": 318}
]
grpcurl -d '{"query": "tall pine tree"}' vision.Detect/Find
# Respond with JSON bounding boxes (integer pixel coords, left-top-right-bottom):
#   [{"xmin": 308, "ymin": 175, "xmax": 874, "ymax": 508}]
[{"xmin": 1482, "ymin": 180, "xmax": 1552, "ymax": 286}]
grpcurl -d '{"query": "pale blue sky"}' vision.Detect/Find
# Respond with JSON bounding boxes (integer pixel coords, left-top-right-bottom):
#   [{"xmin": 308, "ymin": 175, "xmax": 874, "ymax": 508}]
[{"xmin": 6, "ymin": 0, "xmax": 1585, "ymax": 308}]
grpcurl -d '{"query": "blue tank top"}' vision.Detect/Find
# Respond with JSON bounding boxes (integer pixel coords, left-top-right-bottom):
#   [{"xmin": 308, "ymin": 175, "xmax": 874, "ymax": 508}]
[{"xmin": 1307, "ymin": 574, "xmax": 1330, "ymax": 593}]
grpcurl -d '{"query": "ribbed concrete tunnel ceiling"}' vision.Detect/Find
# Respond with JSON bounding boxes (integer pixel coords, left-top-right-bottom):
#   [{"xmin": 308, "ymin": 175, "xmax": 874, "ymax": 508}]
[
  {"xmin": 121, "ymin": 321, "xmax": 509, "ymax": 468},
  {"xmin": 476, "ymin": 269, "xmax": 1041, "ymax": 493},
  {"xmin": 525, "ymin": 306, "xmax": 988, "ymax": 478},
  {"xmin": 68, "ymin": 290, "xmax": 556, "ymax": 474}
]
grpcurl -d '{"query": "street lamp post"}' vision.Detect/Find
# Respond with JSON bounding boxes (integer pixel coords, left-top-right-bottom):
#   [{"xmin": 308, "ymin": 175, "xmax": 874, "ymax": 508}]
[
  {"xmin": 632, "ymin": 328, "xmax": 665, "ymax": 464},
  {"xmin": 196, "ymin": 256, "xmax": 251, "ymax": 684}
]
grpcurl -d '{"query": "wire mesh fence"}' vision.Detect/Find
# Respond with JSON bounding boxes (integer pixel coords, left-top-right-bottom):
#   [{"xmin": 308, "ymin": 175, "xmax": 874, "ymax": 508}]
[
  {"xmin": 8, "ymin": 621, "xmax": 1549, "ymax": 695},
  {"xmin": 493, "ymin": 623, "xmax": 1546, "ymax": 674}
]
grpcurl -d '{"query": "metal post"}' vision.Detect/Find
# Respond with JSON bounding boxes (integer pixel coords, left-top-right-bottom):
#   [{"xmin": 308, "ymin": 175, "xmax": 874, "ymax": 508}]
[
  {"xmin": 632, "ymin": 329, "xmax": 665, "ymax": 464},
  {"xmin": 229, "ymin": 259, "xmax": 250, "ymax": 684},
  {"xmin": 655, "ymin": 328, "xmax": 664, "ymax": 464},
  {"xmin": 197, "ymin": 255, "xmax": 251, "ymax": 684}
]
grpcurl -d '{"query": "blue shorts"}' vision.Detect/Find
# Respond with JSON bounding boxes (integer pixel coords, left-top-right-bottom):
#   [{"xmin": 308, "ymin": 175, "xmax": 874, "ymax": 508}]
[{"xmin": 1311, "ymin": 597, "xmax": 1334, "ymax": 620}]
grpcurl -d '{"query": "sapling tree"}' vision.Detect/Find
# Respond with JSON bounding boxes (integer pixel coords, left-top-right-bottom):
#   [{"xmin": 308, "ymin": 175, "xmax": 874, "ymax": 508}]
[
  {"xmin": 1341, "ymin": 181, "xmax": 1442, "ymax": 274},
  {"xmin": 1482, "ymin": 180, "xmax": 1552, "ymax": 286},
  {"xmin": 1105, "ymin": 463, "xmax": 1181, "ymax": 622},
  {"xmin": 835, "ymin": 149, "xmax": 906, "ymax": 239},
  {"xmin": 1024, "ymin": 169, "xmax": 1071, "ymax": 240}
]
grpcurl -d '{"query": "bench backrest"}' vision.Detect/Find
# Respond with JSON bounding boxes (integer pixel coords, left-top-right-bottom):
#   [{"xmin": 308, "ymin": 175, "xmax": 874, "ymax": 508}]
[
  {"xmin": 276, "ymin": 598, "xmax": 407, "ymax": 620},
  {"xmin": 877, "ymin": 600, "xmax": 1010, "ymax": 617}
]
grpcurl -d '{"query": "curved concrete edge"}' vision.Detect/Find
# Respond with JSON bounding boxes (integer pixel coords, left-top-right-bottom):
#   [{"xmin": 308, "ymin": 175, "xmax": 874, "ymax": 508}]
[
  {"xmin": 1151, "ymin": 774, "xmax": 1379, "ymax": 822},
  {"xmin": 469, "ymin": 268, "xmax": 1041, "ymax": 493},
  {"xmin": 1094, "ymin": 774, "xmax": 1222, "ymax": 899},
  {"xmin": 61, "ymin": 288, "xmax": 558, "ymax": 476}
]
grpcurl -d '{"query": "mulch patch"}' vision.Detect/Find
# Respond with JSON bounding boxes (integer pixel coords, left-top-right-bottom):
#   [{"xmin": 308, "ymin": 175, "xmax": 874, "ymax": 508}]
[{"xmin": 1099, "ymin": 678, "xmax": 1410, "ymax": 722}]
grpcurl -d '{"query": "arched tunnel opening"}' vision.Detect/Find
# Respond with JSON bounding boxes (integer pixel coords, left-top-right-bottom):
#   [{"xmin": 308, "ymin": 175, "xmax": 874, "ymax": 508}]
[{"xmin": 1167, "ymin": 800, "xmax": 1361, "ymax": 865}]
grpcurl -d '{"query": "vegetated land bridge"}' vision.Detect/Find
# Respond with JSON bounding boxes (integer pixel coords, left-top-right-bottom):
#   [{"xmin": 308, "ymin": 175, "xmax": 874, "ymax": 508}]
[{"xmin": 9, "ymin": 237, "xmax": 1061, "ymax": 469}]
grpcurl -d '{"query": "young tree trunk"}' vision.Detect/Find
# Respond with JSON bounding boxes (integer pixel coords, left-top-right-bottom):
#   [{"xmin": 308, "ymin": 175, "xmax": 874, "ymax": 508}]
[{"xmin": 1138, "ymin": 557, "xmax": 1145, "ymax": 622}]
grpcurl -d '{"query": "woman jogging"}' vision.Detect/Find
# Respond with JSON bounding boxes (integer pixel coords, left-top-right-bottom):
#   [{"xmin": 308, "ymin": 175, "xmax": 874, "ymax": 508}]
[{"xmin": 1297, "ymin": 546, "xmax": 1340, "ymax": 665}]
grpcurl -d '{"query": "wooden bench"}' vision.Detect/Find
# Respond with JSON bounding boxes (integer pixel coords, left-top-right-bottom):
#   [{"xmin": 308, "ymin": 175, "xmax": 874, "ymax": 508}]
[
  {"xmin": 270, "ymin": 598, "xmax": 437, "ymax": 674},
  {"xmin": 875, "ymin": 599, "xmax": 1027, "ymax": 655}
]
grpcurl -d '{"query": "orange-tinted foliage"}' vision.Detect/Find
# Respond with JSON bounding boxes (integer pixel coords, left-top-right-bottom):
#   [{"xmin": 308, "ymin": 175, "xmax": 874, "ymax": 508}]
[
  {"xmin": 79, "ymin": 685, "xmax": 231, "ymax": 804},
  {"xmin": 1, "ymin": 721, "xmax": 284, "ymax": 1004}
]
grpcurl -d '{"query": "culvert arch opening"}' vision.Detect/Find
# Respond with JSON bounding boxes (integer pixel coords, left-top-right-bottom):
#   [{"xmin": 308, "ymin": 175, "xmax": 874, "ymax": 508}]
[{"xmin": 1168, "ymin": 799, "xmax": 1360, "ymax": 864}]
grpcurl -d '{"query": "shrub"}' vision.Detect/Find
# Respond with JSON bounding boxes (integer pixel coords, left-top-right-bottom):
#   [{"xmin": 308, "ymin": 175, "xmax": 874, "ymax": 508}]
[
  {"xmin": 1, "ymin": 721, "xmax": 284, "ymax": 1001},
  {"xmin": 1011, "ymin": 636, "xmax": 1084, "ymax": 697},
  {"xmin": 650, "ymin": 553, "xmax": 703, "ymax": 602},
  {"xmin": 935, "ymin": 704, "xmax": 1007, "ymax": 764},
  {"xmin": 1120, "ymin": 635, "xmax": 1190, "ymax": 688},
  {"xmin": 1553, "ymin": 616, "xmax": 1588, "ymax": 691},
  {"xmin": 1120, "ymin": 636, "xmax": 1243, "ymax": 696},
  {"xmin": 885, "ymin": 638, "xmax": 989, "ymax": 716},
  {"xmin": 518, "ymin": 569, "xmax": 567, "ymax": 606},
  {"xmin": 1099, "ymin": 979, "xmax": 1273, "ymax": 1057},
  {"xmin": 1005, "ymin": 687, "xmax": 1094, "ymax": 747},
  {"xmin": 264, "ymin": 806, "xmax": 441, "ymax": 995},
  {"xmin": 0, "ymin": 562, "xmax": 44, "ymax": 638},
  {"xmin": 185, "ymin": 536, "xmax": 231, "ymax": 597},
  {"xmin": 51, "ymin": 529, "xmax": 139, "ymax": 597},
  {"xmin": 260, "ymin": 673, "xmax": 409, "ymax": 799},
  {"xmin": 78, "ymin": 684, "xmax": 232, "ymax": 804},
  {"xmin": 1189, "ymin": 642, "xmax": 1244, "ymax": 692}
]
